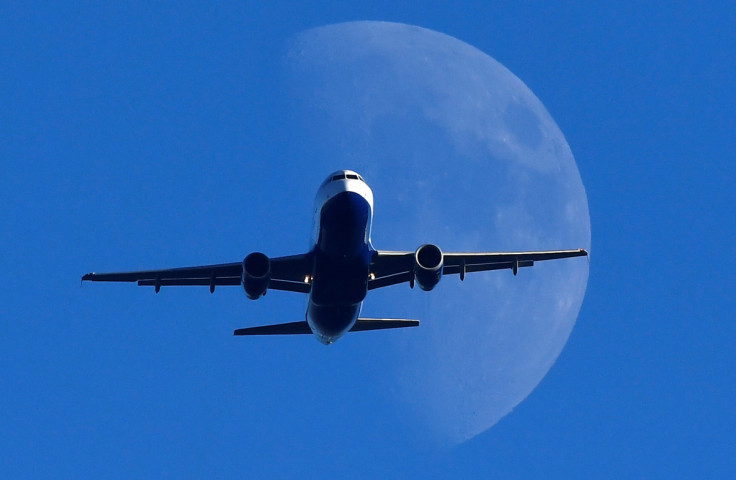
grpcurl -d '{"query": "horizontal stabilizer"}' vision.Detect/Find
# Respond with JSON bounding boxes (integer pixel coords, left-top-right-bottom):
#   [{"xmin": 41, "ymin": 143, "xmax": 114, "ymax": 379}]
[
  {"xmin": 233, "ymin": 321, "xmax": 311, "ymax": 335},
  {"xmin": 233, "ymin": 318, "xmax": 419, "ymax": 336},
  {"xmin": 350, "ymin": 318, "xmax": 419, "ymax": 331}
]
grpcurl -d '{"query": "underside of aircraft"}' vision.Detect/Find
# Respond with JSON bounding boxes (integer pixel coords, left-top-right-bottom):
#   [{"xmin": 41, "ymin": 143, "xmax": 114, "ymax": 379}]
[{"xmin": 82, "ymin": 170, "xmax": 588, "ymax": 344}]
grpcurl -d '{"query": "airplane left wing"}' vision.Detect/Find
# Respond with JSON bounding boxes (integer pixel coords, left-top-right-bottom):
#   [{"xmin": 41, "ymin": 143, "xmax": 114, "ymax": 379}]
[
  {"xmin": 81, "ymin": 253, "xmax": 313, "ymax": 294},
  {"xmin": 368, "ymin": 248, "xmax": 588, "ymax": 290}
]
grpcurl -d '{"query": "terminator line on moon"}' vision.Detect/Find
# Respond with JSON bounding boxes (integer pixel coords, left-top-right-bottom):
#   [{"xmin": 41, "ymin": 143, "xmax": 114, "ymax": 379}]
[{"xmin": 82, "ymin": 170, "xmax": 588, "ymax": 345}]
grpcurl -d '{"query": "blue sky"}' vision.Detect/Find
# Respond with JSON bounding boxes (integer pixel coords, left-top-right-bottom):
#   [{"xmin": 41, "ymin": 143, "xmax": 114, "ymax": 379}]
[{"xmin": 2, "ymin": 1, "xmax": 735, "ymax": 478}]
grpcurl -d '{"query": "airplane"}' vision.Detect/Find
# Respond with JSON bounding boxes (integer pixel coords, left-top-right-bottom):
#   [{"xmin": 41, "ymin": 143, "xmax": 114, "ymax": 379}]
[{"xmin": 82, "ymin": 170, "xmax": 588, "ymax": 344}]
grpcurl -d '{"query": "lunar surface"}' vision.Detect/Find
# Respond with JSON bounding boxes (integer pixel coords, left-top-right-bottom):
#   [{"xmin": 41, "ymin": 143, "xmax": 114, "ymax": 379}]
[{"xmin": 282, "ymin": 21, "xmax": 590, "ymax": 445}]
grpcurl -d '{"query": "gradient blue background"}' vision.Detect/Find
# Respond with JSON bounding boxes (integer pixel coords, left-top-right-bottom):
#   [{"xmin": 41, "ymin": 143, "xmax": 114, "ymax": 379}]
[{"xmin": 2, "ymin": 1, "xmax": 734, "ymax": 477}]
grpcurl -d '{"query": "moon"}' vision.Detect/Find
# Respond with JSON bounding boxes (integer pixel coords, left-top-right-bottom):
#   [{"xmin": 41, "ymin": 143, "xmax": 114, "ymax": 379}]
[{"xmin": 281, "ymin": 21, "xmax": 590, "ymax": 446}]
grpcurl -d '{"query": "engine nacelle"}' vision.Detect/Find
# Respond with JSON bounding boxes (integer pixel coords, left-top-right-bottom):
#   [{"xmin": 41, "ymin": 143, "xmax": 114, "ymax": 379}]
[
  {"xmin": 414, "ymin": 244, "xmax": 443, "ymax": 291},
  {"xmin": 242, "ymin": 252, "xmax": 271, "ymax": 300}
]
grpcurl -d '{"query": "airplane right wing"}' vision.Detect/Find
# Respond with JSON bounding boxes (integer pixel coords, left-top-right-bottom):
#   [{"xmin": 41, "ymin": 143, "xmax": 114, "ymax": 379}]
[{"xmin": 368, "ymin": 248, "xmax": 588, "ymax": 290}]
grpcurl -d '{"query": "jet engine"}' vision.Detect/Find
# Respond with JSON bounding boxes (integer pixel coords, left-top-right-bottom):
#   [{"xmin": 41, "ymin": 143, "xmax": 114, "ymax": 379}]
[
  {"xmin": 414, "ymin": 244, "xmax": 443, "ymax": 291},
  {"xmin": 242, "ymin": 252, "xmax": 271, "ymax": 299}
]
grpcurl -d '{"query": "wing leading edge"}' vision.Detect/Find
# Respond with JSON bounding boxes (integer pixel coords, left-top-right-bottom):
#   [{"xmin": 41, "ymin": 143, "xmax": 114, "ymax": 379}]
[
  {"xmin": 81, "ymin": 253, "xmax": 313, "ymax": 294},
  {"xmin": 368, "ymin": 248, "xmax": 588, "ymax": 290}
]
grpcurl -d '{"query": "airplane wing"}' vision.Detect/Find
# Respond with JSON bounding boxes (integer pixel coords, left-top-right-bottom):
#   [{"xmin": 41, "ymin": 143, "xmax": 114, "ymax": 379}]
[
  {"xmin": 81, "ymin": 253, "xmax": 313, "ymax": 294},
  {"xmin": 368, "ymin": 248, "xmax": 588, "ymax": 290}
]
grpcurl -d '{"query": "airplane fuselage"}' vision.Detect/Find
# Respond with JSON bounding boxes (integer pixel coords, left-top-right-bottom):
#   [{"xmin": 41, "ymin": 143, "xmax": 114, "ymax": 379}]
[{"xmin": 307, "ymin": 171, "xmax": 374, "ymax": 344}]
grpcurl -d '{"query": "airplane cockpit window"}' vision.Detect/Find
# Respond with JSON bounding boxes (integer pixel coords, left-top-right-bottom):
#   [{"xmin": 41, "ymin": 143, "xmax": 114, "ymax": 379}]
[{"xmin": 323, "ymin": 172, "xmax": 364, "ymax": 185}]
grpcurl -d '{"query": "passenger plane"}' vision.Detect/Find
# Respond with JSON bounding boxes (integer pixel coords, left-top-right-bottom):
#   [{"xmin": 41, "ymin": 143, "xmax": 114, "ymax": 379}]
[{"xmin": 82, "ymin": 170, "xmax": 588, "ymax": 344}]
